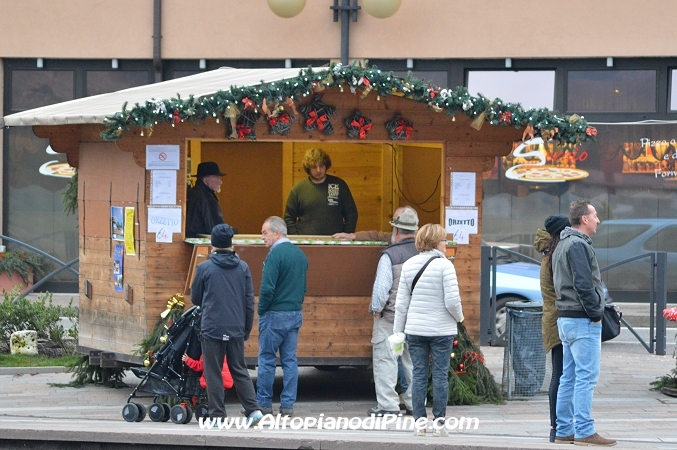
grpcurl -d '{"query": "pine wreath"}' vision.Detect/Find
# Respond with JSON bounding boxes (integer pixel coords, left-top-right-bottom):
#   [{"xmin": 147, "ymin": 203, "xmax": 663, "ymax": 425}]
[
  {"xmin": 385, "ymin": 114, "xmax": 414, "ymax": 140},
  {"xmin": 345, "ymin": 110, "xmax": 373, "ymax": 139},
  {"xmin": 300, "ymin": 95, "xmax": 337, "ymax": 135},
  {"xmin": 226, "ymin": 110, "xmax": 260, "ymax": 140}
]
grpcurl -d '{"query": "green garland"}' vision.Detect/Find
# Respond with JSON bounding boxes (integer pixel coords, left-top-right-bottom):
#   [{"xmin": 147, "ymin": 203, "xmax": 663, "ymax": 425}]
[{"xmin": 101, "ymin": 62, "xmax": 596, "ymax": 144}]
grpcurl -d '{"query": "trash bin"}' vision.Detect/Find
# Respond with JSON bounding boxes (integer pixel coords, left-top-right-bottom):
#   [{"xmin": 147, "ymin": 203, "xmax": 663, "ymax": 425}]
[{"xmin": 501, "ymin": 300, "xmax": 547, "ymax": 399}]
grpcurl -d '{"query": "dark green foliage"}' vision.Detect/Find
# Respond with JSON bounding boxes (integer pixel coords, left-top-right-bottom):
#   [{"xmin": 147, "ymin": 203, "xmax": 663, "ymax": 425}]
[
  {"xmin": 62, "ymin": 170, "xmax": 78, "ymax": 216},
  {"xmin": 0, "ymin": 289, "xmax": 78, "ymax": 344},
  {"xmin": 0, "ymin": 251, "xmax": 45, "ymax": 284},
  {"xmin": 56, "ymin": 354, "xmax": 127, "ymax": 388},
  {"xmin": 101, "ymin": 62, "xmax": 596, "ymax": 145}
]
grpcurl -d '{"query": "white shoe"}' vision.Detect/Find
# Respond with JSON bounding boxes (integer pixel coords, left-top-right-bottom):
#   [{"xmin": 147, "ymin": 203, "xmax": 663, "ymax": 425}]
[
  {"xmin": 433, "ymin": 427, "xmax": 449, "ymax": 437},
  {"xmin": 414, "ymin": 428, "xmax": 426, "ymax": 436}
]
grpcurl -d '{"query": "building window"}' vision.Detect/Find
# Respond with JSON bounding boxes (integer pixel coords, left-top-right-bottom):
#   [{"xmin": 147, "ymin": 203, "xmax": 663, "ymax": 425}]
[
  {"xmin": 11, "ymin": 70, "xmax": 74, "ymax": 110},
  {"xmin": 567, "ymin": 70, "xmax": 656, "ymax": 113},
  {"xmin": 466, "ymin": 70, "xmax": 555, "ymax": 110},
  {"xmin": 86, "ymin": 70, "xmax": 150, "ymax": 96},
  {"xmin": 669, "ymin": 69, "xmax": 677, "ymax": 111}
]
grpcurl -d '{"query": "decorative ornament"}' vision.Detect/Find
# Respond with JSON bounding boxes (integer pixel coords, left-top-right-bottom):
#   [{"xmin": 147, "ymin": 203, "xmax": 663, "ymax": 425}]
[
  {"xmin": 462, "ymin": 99, "xmax": 473, "ymax": 111},
  {"xmin": 144, "ymin": 358, "xmax": 151, "ymax": 367},
  {"xmin": 160, "ymin": 293, "xmax": 185, "ymax": 319},
  {"xmin": 159, "ymin": 335, "xmax": 167, "ymax": 344},
  {"xmin": 498, "ymin": 111, "xmax": 513, "ymax": 124},
  {"xmin": 300, "ymin": 95, "xmax": 337, "ymax": 135},
  {"xmin": 428, "ymin": 85, "xmax": 440, "ymax": 99},
  {"xmin": 345, "ymin": 110, "xmax": 373, "ymax": 139},
  {"xmin": 453, "ymin": 339, "xmax": 458, "ymax": 347},
  {"xmin": 522, "ymin": 124, "xmax": 535, "ymax": 142},
  {"xmin": 241, "ymin": 97, "xmax": 257, "ymax": 112},
  {"xmin": 470, "ymin": 111, "xmax": 487, "ymax": 131},
  {"xmin": 227, "ymin": 110, "xmax": 260, "ymax": 140},
  {"xmin": 663, "ymin": 307, "xmax": 677, "ymax": 322},
  {"xmin": 428, "ymin": 102, "xmax": 444, "ymax": 113},
  {"xmin": 385, "ymin": 114, "xmax": 414, "ymax": 140},
  {"xmin": 172, "ymin": 110, "xmax": 181, "ymax": 127},
  {"xmin": 268, "ymin": 111, "xmax": 295, "ymax": 135},
  {"xmin": 586, "ymin": 127, "xmax": 597, "ymax": 136}
]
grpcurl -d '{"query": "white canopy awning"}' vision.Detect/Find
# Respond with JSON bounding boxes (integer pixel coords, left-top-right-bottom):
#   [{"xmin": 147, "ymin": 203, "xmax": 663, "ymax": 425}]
[{"xmin": 1, "ymin": 67, "xmax": 303, "ymax": 127}]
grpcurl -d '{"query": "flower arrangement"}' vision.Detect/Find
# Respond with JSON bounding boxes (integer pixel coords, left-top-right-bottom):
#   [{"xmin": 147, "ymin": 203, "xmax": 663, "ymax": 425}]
[{"xmin": 0, "ymin": 251, "xmax": 45, "ymax": 285}]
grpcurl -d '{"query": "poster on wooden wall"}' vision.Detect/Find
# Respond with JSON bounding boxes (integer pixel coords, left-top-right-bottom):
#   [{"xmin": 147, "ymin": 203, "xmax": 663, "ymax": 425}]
[
  {"xmin": 113, "ymin": 244, "xmax": 124, "ymax": 292},
  {"xmin": 111, "ymin": 206, "xmax": 124, "ymax": 241}
]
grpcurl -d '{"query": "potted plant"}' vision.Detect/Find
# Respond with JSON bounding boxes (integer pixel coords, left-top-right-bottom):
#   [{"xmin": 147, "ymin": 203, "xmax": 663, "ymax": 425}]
[{"xmin": 0, "ymin": 251, "xmax": 45, "ymax": 292}]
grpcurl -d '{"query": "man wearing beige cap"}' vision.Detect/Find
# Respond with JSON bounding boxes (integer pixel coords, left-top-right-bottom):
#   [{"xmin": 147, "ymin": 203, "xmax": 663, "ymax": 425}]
[{"xmin": 336, "ymin": 207, "xmax": 418, "ymax": 416}]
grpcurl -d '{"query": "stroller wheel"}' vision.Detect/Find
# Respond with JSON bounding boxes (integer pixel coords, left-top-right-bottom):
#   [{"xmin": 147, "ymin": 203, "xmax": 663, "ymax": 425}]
[
  {"xmin": 134, "ymin": 403, "xmax": 146, "ymax": 422},
  {"xmin": 148, "ymin": 403, "xmax": 165, "ymax": 422},
  {"xmin": 170, "ymin": 404, "xmax": 188, "ymax": 424},
  {"xmin": 184, "ymin": 404, "xmax": 194, "ymax": 424},
  {"xmin": 160, "ymin": 403, "xmax": 171, "ymax": 422},
  {"xmin": 194, "ymin": 404, "xmax": 209, "ymax": 422},
  {"xmin": 122, "ymin": 403, "xmax": 139, "ymax": 422}
]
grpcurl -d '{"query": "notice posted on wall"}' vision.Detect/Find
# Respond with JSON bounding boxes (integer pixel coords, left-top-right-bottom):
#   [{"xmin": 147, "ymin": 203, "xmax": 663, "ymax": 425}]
[
  {"xmin": 450, "ymin": 172, "xmax": 476, "ymax": 207},
  {"xmin": 445, "ymin": 207, "xmax": 478, "ymax": 244},
  {"xmin": 113, "ymin": 243, "xmax": 124, "ymax": 292},
  {"xmin": 147, "ymin": 206, "xmax": 181, "ymax": 243},
  {"xmin": 111, "ymin": 206, "xmax": 124, "ymax": 241},
  {"xmin": 146, "ymin": 145, "xmax": 180, "ymax": 170}
]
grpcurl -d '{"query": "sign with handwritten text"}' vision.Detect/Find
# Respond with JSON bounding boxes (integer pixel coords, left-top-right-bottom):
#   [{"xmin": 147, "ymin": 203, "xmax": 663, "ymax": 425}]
[{"xmin": 147, "ymin": 207, "xmax": 182, "ymax": 234}]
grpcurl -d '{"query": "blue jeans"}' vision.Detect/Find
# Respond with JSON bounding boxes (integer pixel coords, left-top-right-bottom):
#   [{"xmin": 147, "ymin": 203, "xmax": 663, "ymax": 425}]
[
  {"xmin": 407, "ymin": 334, "xmax": 454, "ymax": 420},
  {"xmin": 555, "ymin": 317, "xmax": 602, "ymax": 439},
  {"xmin": 257, "ymin": 311, "xmax": 303, "ymax": 409}
]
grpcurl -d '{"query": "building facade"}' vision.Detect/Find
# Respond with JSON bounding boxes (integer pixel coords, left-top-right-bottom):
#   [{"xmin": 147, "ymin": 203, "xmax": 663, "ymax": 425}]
[{"xmin": 1, "ymin": 0, "xmax": 676, "ymax": 297}]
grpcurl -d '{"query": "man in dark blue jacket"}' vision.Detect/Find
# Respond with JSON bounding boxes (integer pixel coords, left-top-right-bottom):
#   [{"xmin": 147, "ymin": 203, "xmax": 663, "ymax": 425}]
[{"xmin": 190, "ymin": 223, "xmax": 262, "ymax": 425}]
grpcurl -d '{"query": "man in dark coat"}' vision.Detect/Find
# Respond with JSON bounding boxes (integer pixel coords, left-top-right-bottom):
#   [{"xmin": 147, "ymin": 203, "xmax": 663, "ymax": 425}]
[
  {"xmin": 190, "ymin": 223, "xmax": 263, "ymax": 425},
  {"xmin": 186, "ymin": 162, "xmax": 226, "ymax": 238}
]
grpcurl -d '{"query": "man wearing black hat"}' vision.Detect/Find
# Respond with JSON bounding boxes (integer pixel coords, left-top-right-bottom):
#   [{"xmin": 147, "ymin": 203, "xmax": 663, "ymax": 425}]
[
  {"xmin": 186, "ymin": 162, "xmax": 226, "ymax": 238},
  {"xmin": 190, "ymin": 223, "xmax": 263, "ymax": 425}
]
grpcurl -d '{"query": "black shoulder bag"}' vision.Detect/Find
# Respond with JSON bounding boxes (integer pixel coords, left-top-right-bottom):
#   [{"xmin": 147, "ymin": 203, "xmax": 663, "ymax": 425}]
[
  {"xmin": 411, "ymin": 256, "xmax": 440, "ymax": 292},
  {"xmin": 601, "ymin": 303, "xmax": 622, "ymax": 342}
]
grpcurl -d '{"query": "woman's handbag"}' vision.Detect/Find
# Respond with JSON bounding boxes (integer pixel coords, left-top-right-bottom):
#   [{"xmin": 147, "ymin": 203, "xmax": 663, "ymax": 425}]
[{"xmin": 601, "ymin": 303, "xmax": 622, "ymax": 342}]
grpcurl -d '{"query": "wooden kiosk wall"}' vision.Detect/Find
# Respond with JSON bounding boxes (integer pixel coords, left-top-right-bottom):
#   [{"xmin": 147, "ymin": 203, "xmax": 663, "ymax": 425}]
[{"xmin": 35, "ymin": 88, "xmax": 522, "ymax": 364}]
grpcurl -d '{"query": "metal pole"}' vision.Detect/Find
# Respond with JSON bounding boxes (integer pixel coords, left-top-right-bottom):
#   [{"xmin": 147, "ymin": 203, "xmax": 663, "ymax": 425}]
[
  {"xmin": 340, "ymin": 0, "xmax": 350, "ymax": 65},
  {"xmin": 655, "ymin": 251, "xmax": 667, "ymax": 356}
]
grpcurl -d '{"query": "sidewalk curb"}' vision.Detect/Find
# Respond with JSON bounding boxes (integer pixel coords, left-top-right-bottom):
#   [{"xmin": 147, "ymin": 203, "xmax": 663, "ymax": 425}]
[{"xmin": 0, "ymin": 366, "xmax": 68, "ymax": 375}]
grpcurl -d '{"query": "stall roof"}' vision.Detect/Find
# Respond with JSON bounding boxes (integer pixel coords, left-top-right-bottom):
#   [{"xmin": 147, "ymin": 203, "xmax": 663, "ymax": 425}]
[{"xmin": 1, "ymin": 67, "xmax": 302, "ymax": 127}]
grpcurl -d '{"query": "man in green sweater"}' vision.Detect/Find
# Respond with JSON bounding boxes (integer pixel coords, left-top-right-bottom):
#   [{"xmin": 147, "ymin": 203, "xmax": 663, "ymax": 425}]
[
  {"xmin": 284, "ymin": 148, "xmax": 358, "ymax": 235},
  {"xmin": 257, "ymin": 216, "xmax": 309, "ymax": 417}
]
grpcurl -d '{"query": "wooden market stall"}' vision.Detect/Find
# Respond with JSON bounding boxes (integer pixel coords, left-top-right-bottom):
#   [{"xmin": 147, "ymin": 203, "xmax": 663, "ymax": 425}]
[{"xmin": 2, "ymin": 65, "xmax": 594, "ymax": 366}]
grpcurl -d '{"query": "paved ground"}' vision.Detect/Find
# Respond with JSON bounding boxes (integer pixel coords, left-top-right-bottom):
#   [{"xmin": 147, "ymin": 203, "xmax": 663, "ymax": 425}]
[
  {"xmin": 1, "ymin": 340, "xmax": 676, "ymax": 449},
  {"xmin": 2, "ymin": 294, "xmax": 675, "ymax": 449}
]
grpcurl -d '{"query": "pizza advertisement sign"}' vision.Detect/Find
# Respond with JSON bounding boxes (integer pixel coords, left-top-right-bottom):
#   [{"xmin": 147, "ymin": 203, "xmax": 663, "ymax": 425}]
[
  {"xmin": 621, "ymin": 138, "xmax": 677, "ymax": 176},
  {"xmin": 502, "ymin": 138, "xmax": 590, "ymax": 183}
]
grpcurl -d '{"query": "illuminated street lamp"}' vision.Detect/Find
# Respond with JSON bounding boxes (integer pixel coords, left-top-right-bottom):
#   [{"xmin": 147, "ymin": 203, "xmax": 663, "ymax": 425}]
[{"xmin": 267, "ymin": 0, "xmax": 401, "ymax": 65}]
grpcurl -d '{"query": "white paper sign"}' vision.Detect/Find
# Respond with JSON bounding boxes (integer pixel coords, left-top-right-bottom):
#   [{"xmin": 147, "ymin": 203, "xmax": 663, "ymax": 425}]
[
  {"xmin": 147, "ymin": 207, "xmax": 182, "ymax": 233},
  {"xmin": 450, "ymin": 172, "xmax": 476, "ymax": 207},
  {"xmin": 445, "ymin": 207, "xmax": 478, "ymax": 243},
  {"xmin": 151, "ymin": 170, "xmax": 177, "ymax": 205},
  {"xmin": 146, "ymin": 145, "xmax": 180, "ymax": 170}
]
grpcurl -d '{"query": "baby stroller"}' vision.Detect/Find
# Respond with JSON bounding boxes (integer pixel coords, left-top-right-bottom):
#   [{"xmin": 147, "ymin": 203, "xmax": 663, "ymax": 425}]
[{"xmin": 122, "ymin": 305, "xmax": 208, "ymax": 424}]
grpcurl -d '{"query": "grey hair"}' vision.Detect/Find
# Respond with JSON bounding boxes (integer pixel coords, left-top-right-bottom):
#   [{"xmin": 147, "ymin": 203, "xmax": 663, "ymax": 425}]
[{"xmin": 265, "ymin": 216, "xmax": 287, "ymax": 236}]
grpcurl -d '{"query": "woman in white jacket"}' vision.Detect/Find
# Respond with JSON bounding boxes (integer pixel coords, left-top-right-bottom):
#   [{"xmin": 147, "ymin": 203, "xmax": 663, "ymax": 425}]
[{"xmin": 393, "ymin": 223, "xmax": 464, "ymax": 436}]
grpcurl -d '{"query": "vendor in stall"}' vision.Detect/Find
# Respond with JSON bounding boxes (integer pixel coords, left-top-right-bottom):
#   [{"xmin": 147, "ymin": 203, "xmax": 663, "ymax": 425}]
[
  {"xmin": 284, "ymin": 148, "xmax": 358, "ymax": 235},
  {"xmin": 186, "ymin": 162, "xmax": 226, "ymax": 238}
]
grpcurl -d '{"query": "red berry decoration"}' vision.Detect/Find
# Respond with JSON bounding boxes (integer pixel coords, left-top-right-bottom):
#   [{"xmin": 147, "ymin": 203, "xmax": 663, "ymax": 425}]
[{"xmin": 453, "ymin": 339, "xmax": 458, "ymax": 347}]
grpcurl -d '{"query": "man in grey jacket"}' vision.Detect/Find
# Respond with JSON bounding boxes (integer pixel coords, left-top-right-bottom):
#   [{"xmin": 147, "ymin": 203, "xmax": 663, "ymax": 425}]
[{"xmin": 551, "ymin": 200, "xmax": 616, "ymax": 447}]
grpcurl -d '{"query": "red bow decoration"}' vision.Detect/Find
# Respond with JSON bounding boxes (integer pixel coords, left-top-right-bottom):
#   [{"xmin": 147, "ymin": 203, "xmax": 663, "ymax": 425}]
[
  {"xmin": 242, "ymin": 97, "xmax": 256, "ymax": 110},
  {"xmin": 585, "ymin": 127, "xmax": 597, "ymax": 136},
  {"xmin": 499, "ymin": 111, "xmax": 513, "ymax": 124},
  {"xmin": 172, "ymin": 110, "xmax": 181, "ymax": 124},
  {"xmin": 268, "ymin": 113, "xmax": 291, "ymax": 127},
  {"xmin": 351, "ymin": 117, "xmax": 373, "ymax": 139},
  {"xmin": 236, "ymin": 124, "xmax": 252, "ymax": 138},
  {"xmin": 429, "ymin": 85, "xmax": 440, "ymax": 99},
  {"xmin": 306, "ymin": 110, "xmax": 328, "ymax": 131},
  {"xmin": 396, "ymin": 118, "xmax": 413, "ymax": 140},
  {"xmin": 361, "ymin": 77, "xmax": 371, "ymax": 87}
]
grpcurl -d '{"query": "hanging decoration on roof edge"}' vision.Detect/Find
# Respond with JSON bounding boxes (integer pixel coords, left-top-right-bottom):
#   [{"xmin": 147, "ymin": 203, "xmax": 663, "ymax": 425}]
[{"xmin": 100, "ymin": 62, "xmax": 596, "ymax": 144}]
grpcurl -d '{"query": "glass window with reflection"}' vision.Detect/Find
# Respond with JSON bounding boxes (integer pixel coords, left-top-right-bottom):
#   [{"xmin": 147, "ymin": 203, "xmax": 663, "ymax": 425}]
[
  {"xmin": 86, "ymin": 70, "xmax": 150, "ymax": 96},
  {"xmin": 567, "ymin": 70, "xmax": 656, "ymax": 113},
  {"xmin": 467, "ymin": 70, "xmax": 555, "ymax": 110},
  {"xmin": 670, "ymin": 69, "xmax": 677, "ymax": 111}
]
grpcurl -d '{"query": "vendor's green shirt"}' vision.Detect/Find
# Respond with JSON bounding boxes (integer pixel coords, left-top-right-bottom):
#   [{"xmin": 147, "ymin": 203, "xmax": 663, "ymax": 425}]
[{"xmin": 284, "ymin": 175, "xmax": 358, "ymax": 235}]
